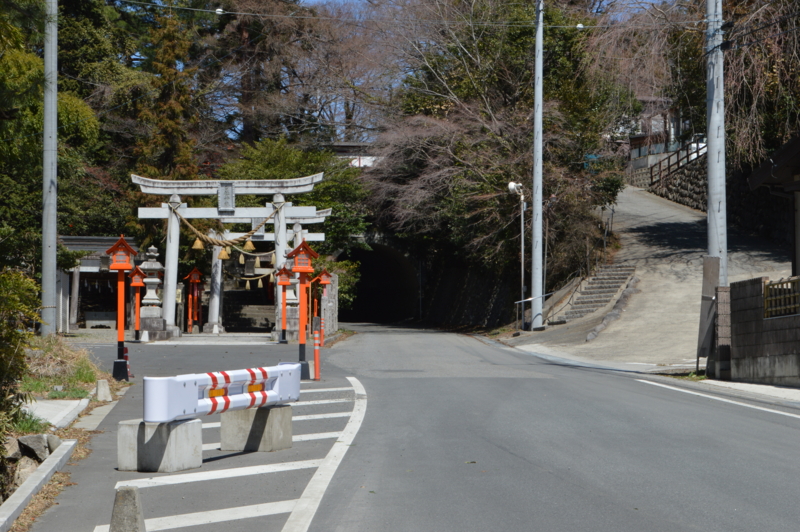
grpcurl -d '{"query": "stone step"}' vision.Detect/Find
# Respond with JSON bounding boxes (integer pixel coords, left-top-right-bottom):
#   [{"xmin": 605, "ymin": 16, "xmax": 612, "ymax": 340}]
[
  {"xmin": 574, "ymin": 297, "xmax": 612, "ymax": 306},
  {"xmin": 570, "ymin": 303, "xmax": 603, "ymax": 311},
  {"xmin": 586, "ymin": 282, "xmax": 623, "ymax": 289},
  {"xmin": 581, "ymin": 288, "xmax": 619, "ymax": 296},
  {"xmin": 593, "ymin": 274, "xmax": 631, "ymax": 281}
]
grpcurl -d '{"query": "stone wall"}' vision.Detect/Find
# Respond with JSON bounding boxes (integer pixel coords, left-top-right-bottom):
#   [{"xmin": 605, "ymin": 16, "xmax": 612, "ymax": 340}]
[
  {"xmin": 650, "ymin": 156, "xmax": 708, "ymax": 211},
  {"xmin": 422, "ymin": 260, "xmax": 514, "ymax": 328},
  {"xmin": 646, "ymin": 155, "xmax": 793, "ymax": 253},
  {"xmin": 729, "ymin": 277, "xmax": 800, "ymax": 385}
]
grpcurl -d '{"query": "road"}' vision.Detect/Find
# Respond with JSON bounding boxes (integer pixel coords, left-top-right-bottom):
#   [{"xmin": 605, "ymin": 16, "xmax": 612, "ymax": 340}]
[{"xmin": 35, "ymin": 324, "xmax": 800, "ymax": 531}]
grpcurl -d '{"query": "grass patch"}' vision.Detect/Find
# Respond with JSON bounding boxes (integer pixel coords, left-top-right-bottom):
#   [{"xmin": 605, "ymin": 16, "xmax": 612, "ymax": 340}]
[
  {"xmin": 47, "ymin": 389, "xmax": 89, "ymax": 400},
  {"xmin": 13, "ymin": 410, "xmax": 49, "ymax": 434},
  {"xmin": 22, "ymin": 336, "xmax": 121, "ymax": 401}
]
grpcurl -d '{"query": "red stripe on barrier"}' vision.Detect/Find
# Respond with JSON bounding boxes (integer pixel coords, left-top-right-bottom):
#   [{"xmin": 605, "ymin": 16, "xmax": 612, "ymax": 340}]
[
  {"xmin": 221, "ymin": 371, "xmax": 231, "ymax": 384},
  {"xmin": 248, "ymin": 392, "xmax": 257, "ymax": 408},
  {"xmin": 221, "ymin": 395, "xmax": 231, "ymax": 413},
  {"xmin": 208, "ymin": 372, "xmax": 218, "ymax": 387},
  {"xmin": 209, "ymin": 396, "xmax": 218, "ymax": 414},
  {"xmin": 246, "ymin": 368, "xmax": 257, "ymax": 383},
  {"xmin": 258, "ymin": 367, "xmax": 268, "ymax": 380},
  {"xmin": 259, "ymin": 391, "xmax": 268, "ymax": 407}
]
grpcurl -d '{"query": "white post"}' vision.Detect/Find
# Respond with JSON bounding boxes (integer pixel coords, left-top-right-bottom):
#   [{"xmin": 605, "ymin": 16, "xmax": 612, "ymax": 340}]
[
  {"xmin": 40, "ymin": 0, "xmax": 58, "ymax": 335},
  {"xmin": 530, "ymin": 0, "xmax": 544, "ymax": 329},
  {"xmin": 273, "ymin": 194, "xmax": 287, "ymax": 268},
  {"xmin": 706, "ymin": 0, "xmax": 728, "ymax": 286},
  {"xmin": 206, "ymin": 229, "xmax": 222, "ymax": 333},
  {"xmin": 163, "ymin": 195, "xmax": 182, "ymax": 332}
]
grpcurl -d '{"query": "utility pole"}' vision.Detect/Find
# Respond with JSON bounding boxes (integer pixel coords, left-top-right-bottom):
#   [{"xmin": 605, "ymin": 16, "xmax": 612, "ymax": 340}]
[
  {"xmin": 41, "ymin": 0, "xmax": 58, "ymax": 335},
  {"xmin": 706, "ymin": 0, "xmax": 728, "ymax": 286},
  {"xmin": 531, "ymin": 0, "xmax": 544, "ymax": 329}
]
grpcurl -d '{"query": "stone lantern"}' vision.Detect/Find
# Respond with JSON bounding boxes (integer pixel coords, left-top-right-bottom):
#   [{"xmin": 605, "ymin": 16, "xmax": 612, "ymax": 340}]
[{"xmin": 138, "ymin": 246, "xmax": 173, "ymax": 341}]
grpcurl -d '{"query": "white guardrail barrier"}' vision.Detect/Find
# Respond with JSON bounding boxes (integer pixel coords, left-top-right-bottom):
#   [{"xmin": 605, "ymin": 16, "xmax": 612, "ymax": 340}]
[{"xmin": 143, "ymin": 362, "xmax": 301, "ymax": 423}]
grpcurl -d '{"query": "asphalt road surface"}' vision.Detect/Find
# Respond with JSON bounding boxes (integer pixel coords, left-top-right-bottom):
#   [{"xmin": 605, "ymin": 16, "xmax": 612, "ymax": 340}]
[{"xmin": 35, "ymin": 325, "xmax": 800, "ymax": 531}]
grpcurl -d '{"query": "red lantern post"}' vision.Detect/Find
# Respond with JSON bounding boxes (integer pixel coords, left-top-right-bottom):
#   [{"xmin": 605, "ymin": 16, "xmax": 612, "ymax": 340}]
[
  {"xmin": 287, "ymin": 241, "xmax": 319, "ymax": 380},
  {"xmin": 129, "ymin": 266, "xmax": 146, "ymax": 341},
  {"xmin": 314, "ymin": 269, "xmax": 332, "ymax": 347},
  {"xmin": 183, "ymin": 268, "xmax": 203, "ymax": 333},
  {"xmin": 276, "ymin": 266, "xmax": 292, "ymax": 344},
  {"xmin": 106, "ymin": 235, "xmax": 137, "ymax": 381}
]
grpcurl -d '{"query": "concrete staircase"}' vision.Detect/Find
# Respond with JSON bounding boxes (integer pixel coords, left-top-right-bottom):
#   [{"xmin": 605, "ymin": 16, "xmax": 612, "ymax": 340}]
[
  {"xmin": 564, "ymin": 265, "xmax": 636, "ymax": 322},
  {"xmin": 222, "ymin": 289, "xmax": 275, "ymax": 332}
]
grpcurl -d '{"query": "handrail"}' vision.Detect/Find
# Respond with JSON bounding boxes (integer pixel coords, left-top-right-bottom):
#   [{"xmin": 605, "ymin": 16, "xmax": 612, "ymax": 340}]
[{"xmin": 649, "ymin": 141, "xmax": 707, "ymax": 189}]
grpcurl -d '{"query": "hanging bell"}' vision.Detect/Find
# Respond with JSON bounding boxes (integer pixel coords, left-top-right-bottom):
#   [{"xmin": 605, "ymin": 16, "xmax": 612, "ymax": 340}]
[
  {"xmin": 254, "ymin": 256, "xmax": 261, "ymax": 268},
  {"xmin": 243, "ymin": 239, "xmax": 255, "ymax": 252},
  {"xmin": 218, "ymin": 248, "xmax": 230, "ymax": 260},
  {"xmin": 270, "ymin": 252, "xmax": 276, "ymax": 266},
  {"xmin": 239, "ymin": 253, "xmax": 245, "ymax": 265},
  {"xmin": 192, "ymin": 238, "xmax": 204, "ymax": 250},
  {"xmin": 257, "ymin": 278, "xmax": 263, "ymax": 288},
  {"xmin": 245, "ymin": 280, "xmax": 251, "ymax": 290},
  {"xmin": 269, "ymin": 273, "xmax": 275, "ymax": 283}
]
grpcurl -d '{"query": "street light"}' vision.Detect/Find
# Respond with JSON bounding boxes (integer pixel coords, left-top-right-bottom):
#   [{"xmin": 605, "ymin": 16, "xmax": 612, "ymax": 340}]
[
  {"xmin": 287, "ymin": 240, "xmax": 319, "ymax": 380},
  {"xmin": 509, "ymin": 182, "xmax": 526, "ymax": 329}
]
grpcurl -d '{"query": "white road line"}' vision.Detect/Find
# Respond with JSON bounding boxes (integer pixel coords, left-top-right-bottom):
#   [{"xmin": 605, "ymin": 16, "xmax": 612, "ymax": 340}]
[
  {"xmin": 300, "ymin": 387, "xmax": 353, "ymax": 394},
  {"xmin": 93, "ymin": 499, "xmax": 297, "ymax": 532},
  {"xmin": 637, "ymin": 380, "xmax": 800, "ymax": 420},
  {"xmin": 293, "ymin": 412, "xmax": 351, "ymax": 421},
  {"xmin": 203, "ymin": 432, "xmax": 343, "ymax": 451},
  {"xmin": 295, "ymin": 398, "xmax": 353, "ymax": 406},
  {"xmin": 282, "ymin": 376, "xmax": 367, "ymax": 532},
  {"xmin": 201, "ymin": 412, "xmax": 351, "ymax": 429},
  {"xmin": 293, "ymin": 431, "xmax": 342, "ymax": 442},
  {"xmin": 115, "ymin": 459, "xmax": 322, "ymax": 489}
]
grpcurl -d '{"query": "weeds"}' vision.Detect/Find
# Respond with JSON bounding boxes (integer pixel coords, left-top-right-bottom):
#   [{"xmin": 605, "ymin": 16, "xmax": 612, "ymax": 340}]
[
  {"xmin": 23, "ymin": 337, "xmax": 100, "ymax": 400},
  {"xmin": 13, "ymin": 411, "xmax": 49, "ymax": 434}
]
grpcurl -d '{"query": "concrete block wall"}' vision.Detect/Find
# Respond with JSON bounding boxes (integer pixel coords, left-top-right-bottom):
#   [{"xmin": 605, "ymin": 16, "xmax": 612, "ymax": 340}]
[{"xmin": 730, "ymin": 277, "xmax": 800, "ymax": 386}]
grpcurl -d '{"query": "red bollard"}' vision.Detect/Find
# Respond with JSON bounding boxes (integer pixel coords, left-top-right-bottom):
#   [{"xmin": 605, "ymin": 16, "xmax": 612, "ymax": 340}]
[{"xmin": 313, "ymin": 331, "xmax": 320, "ymax": 381}]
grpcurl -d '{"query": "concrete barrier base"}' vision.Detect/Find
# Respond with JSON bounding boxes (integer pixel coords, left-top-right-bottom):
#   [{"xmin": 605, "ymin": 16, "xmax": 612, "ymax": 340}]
[
  {"xmin": 118, "ymin": 418, "xmax": 202, "ymax": 472},
  {"xmin": 220, "ymin": 405, "xmax": 292, "ymax": 452}
]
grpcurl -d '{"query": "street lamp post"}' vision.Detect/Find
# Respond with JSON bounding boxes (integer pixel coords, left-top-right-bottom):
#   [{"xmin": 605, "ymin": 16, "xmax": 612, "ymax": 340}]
[
  {"xmin": 106, "ymin": 235, "xmax": 137, "ymax": 381},
  {"xmin": 287, "ymin": 241, "xmax": 319, "ymax": 380},
  {"xmin": 509, "ymin": 182, "xmax": 526, "ymax": 329},
  {"xmin": 129, "ymin": 266, "xmax": 146, "ymax": 341},
  {"xmin": 276, "ymin": 265, "xmax": 292, "ymax": 344}
]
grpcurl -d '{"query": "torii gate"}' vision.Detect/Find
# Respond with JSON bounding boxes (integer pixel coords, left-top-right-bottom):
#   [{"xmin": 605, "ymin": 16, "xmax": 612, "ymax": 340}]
[{"xmin": 132, "ymin": 174, "xmax": 327, "ymax": 336}]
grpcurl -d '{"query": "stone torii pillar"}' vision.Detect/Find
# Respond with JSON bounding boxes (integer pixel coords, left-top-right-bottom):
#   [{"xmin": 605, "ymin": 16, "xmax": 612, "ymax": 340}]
[{"xmin": 132, "ymin": 173, "xmax": 325, "ymax": 334}]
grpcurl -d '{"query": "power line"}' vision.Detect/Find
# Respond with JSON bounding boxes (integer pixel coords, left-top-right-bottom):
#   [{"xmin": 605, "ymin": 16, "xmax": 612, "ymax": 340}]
[{"xmin": 116, "ymin": 0, "xmax": 707, "ymax": 30}]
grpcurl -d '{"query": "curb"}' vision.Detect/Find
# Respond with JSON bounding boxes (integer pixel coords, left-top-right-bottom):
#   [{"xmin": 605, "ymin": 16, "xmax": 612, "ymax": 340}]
[
  {"xmin": 0, "ymin": 439, "xmax": 77, "ymax": 532},
  {"xmin": 52, "ymin": 398, "xmax": 91, "ymax": 429}
]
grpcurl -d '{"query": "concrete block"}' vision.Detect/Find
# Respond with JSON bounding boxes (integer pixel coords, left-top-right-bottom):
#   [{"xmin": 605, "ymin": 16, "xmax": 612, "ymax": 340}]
[
  {"xmin": 110, "ymin": 486, "xmax": 146, "ymax": 532},
  {"xmin": 96, "ymin": 379, "xmax": 113, "ymax": 402},
  {"xmin": 140, "ymin": 316, "xmax": 165, "ymax": 330},
  {"xmin": 220, "ymin": 405, "xmax": 292, "ymax": 452},
  {"xmin": 140, "ymin": 307, "xmax": 163, "ymax": 319},
  {"xmin": 118, "ymin": 418, "xmax": 202, "ymax": 473}
]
